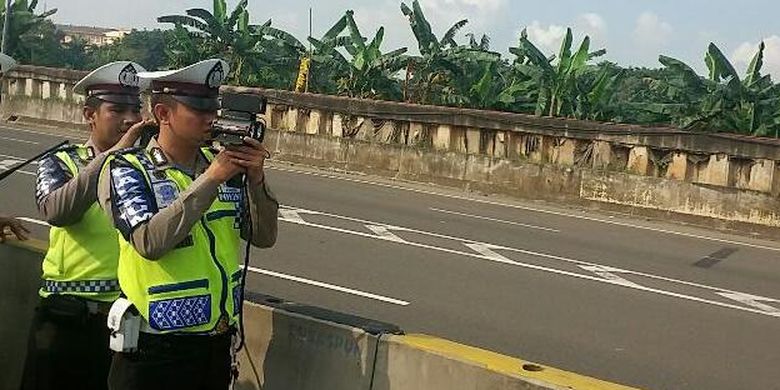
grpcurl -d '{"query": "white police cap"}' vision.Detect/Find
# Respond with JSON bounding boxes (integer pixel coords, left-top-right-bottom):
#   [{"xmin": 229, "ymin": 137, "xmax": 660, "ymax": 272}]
[
  {"xmin": 138, "ymin": 59, "xmax": 229, "ymax": 111},
  {"xmin": 0, "ymin": 53, "xmax": 17, "ymax": 75},
  {"xmin": 73, "ymin": 61, "xmax": 148, "ymax": 105}
]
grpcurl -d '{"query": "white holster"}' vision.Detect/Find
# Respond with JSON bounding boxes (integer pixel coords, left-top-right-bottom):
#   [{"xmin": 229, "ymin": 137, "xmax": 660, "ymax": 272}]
[{"xmin": 107, "ymin": 298, "xmax": 141, "ymax": 353}]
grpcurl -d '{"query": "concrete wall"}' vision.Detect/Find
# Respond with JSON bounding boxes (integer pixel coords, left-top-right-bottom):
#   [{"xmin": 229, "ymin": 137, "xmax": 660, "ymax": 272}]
[
  {"xmin": 1, "ymin": 240, "xmax": 635, "ymax": 390},
  {"xmin": 0, "ymin": 240, "xmax": 45, "ymax": 388},
  {"xmin": 6, "ymin": 65, "xmax": 780, "ymax": 231},
  {"xmin": 0, "ymin": 66, "xmax": 87, "ymax": 128}
]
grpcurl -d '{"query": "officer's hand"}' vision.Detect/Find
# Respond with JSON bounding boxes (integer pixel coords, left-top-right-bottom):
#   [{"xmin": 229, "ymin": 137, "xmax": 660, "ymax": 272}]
[
  {"xmin": 205, "ymin": 150, "xmax": 244, "ymax": 184},
  {"xmin": 112, "ymin": 118, "xmax": 156, "ymax": 151},
  {"xmin": 223, "ymin": 137, "xmax": 270, "ymax": 186},
  {"xmin": 0, "ymin": 217, "xmax": 30, "ymax": 243}
]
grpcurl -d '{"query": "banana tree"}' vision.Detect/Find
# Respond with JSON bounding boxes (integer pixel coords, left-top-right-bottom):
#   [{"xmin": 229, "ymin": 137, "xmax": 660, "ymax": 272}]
[
  {"xmin": 653, "ymin": 42, "xmax": 780, "ymax": 136},
  {"xmin": 311, "ymin": 10, "xmax": 408, "ymax": 100},
  {"xmin": 0, "ymin": 0, "xmax": 57, "ymax": 62},
  {"xmin": 512, "ymin": 27, "xmax": 607, "ymax": 117},
  {"xmin": 159, "ymin": 0, "xmax": 252, "ymax": 80},
  {"xmin": 400, "ymin": 0, "xmax": 500, "ymax": 105},
  {"xmin": 307, "ymin": 12, "xmax": 354, "ymax": 94}
]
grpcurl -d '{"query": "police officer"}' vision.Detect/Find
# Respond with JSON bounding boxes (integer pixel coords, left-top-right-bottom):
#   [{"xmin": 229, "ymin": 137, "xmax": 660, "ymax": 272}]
[
  {"xmin": 97, "ymin": 59, "xmax": 278, "ymax": 390},
  {"xmin": 21, "ymin": 61, "xmax": 153, "ymax": 390}
]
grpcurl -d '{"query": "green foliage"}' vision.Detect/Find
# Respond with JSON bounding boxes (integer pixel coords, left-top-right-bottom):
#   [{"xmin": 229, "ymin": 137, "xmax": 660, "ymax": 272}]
[{"xmin": 8, "ymin": 0, "xmax": 780, "ymax": 138}]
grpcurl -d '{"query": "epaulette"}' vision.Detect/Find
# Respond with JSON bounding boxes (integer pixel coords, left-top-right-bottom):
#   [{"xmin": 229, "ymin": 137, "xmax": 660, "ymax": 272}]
[{"xmin": 109, "ymin": 146, "xmax": 144, "ymax": 157}]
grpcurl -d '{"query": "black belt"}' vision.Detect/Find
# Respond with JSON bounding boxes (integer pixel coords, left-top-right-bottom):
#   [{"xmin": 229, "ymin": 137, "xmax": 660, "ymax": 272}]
[
  {"xmin": 137, "ymin": 328, "xmax": 234, "ymax": 355},
  {"xmin": 40, "ymin": 295, "xmax": 112, "ymax": 321}
]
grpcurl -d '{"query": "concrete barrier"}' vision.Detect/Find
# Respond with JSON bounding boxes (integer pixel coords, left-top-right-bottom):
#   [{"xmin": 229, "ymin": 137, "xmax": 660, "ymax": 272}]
[
  {"xmin": 1, "ymin": 240, "xmax": 637, "ymax": 390},
  {"xmin": 373, "ymin": 334, "xmax": 635, "ymax": 390},
  {"xmin": 0, "ymin": 238, "xmax": 47, "ymax": 389},
  {"xmin": 235, "ymin": 292, "xmax": 402, "ymax": 390}
]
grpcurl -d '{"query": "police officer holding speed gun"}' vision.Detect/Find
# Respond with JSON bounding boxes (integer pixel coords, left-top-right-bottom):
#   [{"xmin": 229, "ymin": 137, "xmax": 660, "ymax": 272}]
[
  {"xmin": 97, "ymin": 58, "xmax": 278, "ymax": 390},
  {"xmin": 21, "ymin": 61, "xmax": 153, "ymax": 390}
]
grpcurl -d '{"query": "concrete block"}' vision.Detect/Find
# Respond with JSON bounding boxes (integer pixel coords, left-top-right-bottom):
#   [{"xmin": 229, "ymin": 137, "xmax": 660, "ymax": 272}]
[
  {"xmin": 527, "ymin": 136, "xmax": 547, "ymax": 164},
  {"xmin": 306, "ymin": 110, "xmax": 321, "ymax": 135},
  {"xmin": 295, "ymin": 109, "xmax": 310, "ymax": 133},
  {"xmin": 465, "ymin": 128, "xmax": 480, "ymax": 154},
  {"xmin": 703, "ymin": 154, "xmax": 731, "ymax": 186},
  {"xmin": 237, "ymin": 302, "xmax": 379, "ymax": 390},
  {"xmin": 0, "ymin": 240, "xmax": 48, "ymax": 390},
  {"xmin": 12, "ymin": 79, "xmax": 22, "ymax": 95},
  {"xmin": 356, "ymin": 117, "xmax": 373, "ymax": 141},
  {"xmin": 332, "ymin": 114, "xmax": 344, "ymax": 137},
  {"xmin": 748, "ymin": 159, "xmax": 775, "ymax": 193},
  {"xmin": 506, "ymin": 132, "xmax": 524, "ymax": 160},
  {"xmin": 376, "ymin": 120, "xmax": 396, "ymax": 143},
  {"xmin": 433, "ymin": 125, "xmax": 451, "ymax": 151},
  {"xmin": 627, "ymin": 146, "xmax": 650, "ymax": 175},
  {"xmin": 494, "ymin": 131, "xmax": 507, "ymax": 158},
  {"xmin": 24, "ymin": 79, "xmax": 32, "ymax": 97},
  {"xmin": 581, "ymin": 170, "xmax": 780, "ymax": 227},
  {"xmin": 551, "ymin": 139, "xmax": 576, "ymax": 166},
  {"xmin": 286, "ymin": 108, "xmax": 299, "ymax": 132},
  {"xmin": 666, "ymin": 152, "xmax": 688, "ymax": 181},
  {"xmin": 42, "ymin": 81, "xmax": 51, "ymax": 100},
  {"xmin": 372, "ymin": 334, "xmax": 634, "ymax": 390},
  {"xmin": 592, "ymin": 141, "xmax": 612, "ymax": 170},
  {"xmin": 450, "ymin": 126, "xmax": 468, "ymax": 154},
  {"xmin": 409, "ymin": 122, "xmax": 424, "ymax": 146}
]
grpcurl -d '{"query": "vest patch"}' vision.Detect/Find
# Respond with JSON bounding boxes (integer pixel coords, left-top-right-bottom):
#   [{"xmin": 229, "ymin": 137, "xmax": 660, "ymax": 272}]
[
  {"xmin": 148, "ymin": 295, "xmax": 211, "ymax": 331},
  {"xmin": 153, "ymin": 180, "xmax": 179, "ymax": 209},
  {"xmin": 218, "ymin": 184, "xmax": 242, "ymax": 203}
]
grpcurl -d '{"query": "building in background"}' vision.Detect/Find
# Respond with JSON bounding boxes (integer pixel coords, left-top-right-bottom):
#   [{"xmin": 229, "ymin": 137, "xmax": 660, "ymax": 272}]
[{"xmin": 56, "ymin": 24, "xmax": 130, "ymax": 46}]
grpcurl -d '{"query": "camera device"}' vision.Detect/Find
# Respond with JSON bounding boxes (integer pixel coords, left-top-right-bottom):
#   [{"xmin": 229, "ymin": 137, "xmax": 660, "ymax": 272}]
[
  {"xmin": 211, "ymin": 93, "xmax": 267, "ymax": 147},
  {"xmin": 139, "ymin": 93, "xmax": 268, "ymax": 148}
]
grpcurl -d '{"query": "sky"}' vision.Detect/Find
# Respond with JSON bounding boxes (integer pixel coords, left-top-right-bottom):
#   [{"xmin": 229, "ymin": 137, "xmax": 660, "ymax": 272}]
[{"xmin": 41, "ymin": 0, "xmax": 780, "ymax": 77}]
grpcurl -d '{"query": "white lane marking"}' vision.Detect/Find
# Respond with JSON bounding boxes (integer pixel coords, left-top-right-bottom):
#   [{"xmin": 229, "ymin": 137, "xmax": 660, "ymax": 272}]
[
  {"xmin": 717, "ymin": 292, "xmax": 780, "ymax": 315},
  {"xmin": 279, "ymin": 206, "xmax": 780, "ymax": 318},
  {"xmin": 246, "ymin": 266, "xmax": 410, "ymax": 306},
  {"xmin": 270, "ymin": 165, "xmax": 780, "ymax": 252},
  {"xmin": 0, "ymin": 158, "xmax": 36, "ymax": 176},
  {"xmin": 2, "ymin": 169, "xmax": 36, "ymax": 176},
  {"xmin": 0, "ymin": 136, "xmax": 39, "ymax": 145},
  {"xmin": 17, "ymin": 218, "xmax": 49, "ymax": 227},
  {"xmin": 430, "ymin": 208, "xmax": 560, "ymax": 233},
  {"xmin": 0, "ymin": 159, "xmax": 19, "ymax": 169},
  {"xmin": 579, "ymin": 265, "xmax": 643, "ymax": 289},
  {"xmin": 279, "ymin": 209, "xmax": 306, "ymax": 224},
  {"xmin": 0, "ymin": 153, "xmax": 40, "ymax": 163},
  {"xmin": 15, "ymin": 215, "xmax": 410, "ymax": 307},
  {"xmin": 281, "ymin": 204, "xmax": 780, "ymax": 299},
  {"xmin": 465, "ymin": 243, "xmax": 517, "ymax": 263},
  {"xmin": 366, "ymin": 225, "xmax": 406, "ymax": 243}
]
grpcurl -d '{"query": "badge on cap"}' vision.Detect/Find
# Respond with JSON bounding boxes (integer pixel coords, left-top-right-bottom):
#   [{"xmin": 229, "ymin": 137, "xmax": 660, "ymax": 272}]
[
  {"xmin": 118, "ymin": 64, "xmax": 139, "ymax": 88},
  {"xmin": 207, "ymin": 62, "xmax": 225, "ymax": 89}
]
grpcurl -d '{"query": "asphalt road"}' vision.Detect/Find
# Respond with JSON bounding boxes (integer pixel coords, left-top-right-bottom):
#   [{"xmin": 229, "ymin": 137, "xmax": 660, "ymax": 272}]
[{"xmin": 2, "ymin": 123, "xmax": 780, "ymax": 389}]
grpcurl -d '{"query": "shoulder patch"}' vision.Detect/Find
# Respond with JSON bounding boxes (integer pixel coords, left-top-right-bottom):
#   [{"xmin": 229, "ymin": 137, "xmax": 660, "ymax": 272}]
[
  {"xmin": 35, "ymin": 153, "xmax": 73, "ymax": 205},
  {"xmin": 109, "ymin": 159, "xmax": 157, "ymax": 239}
]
